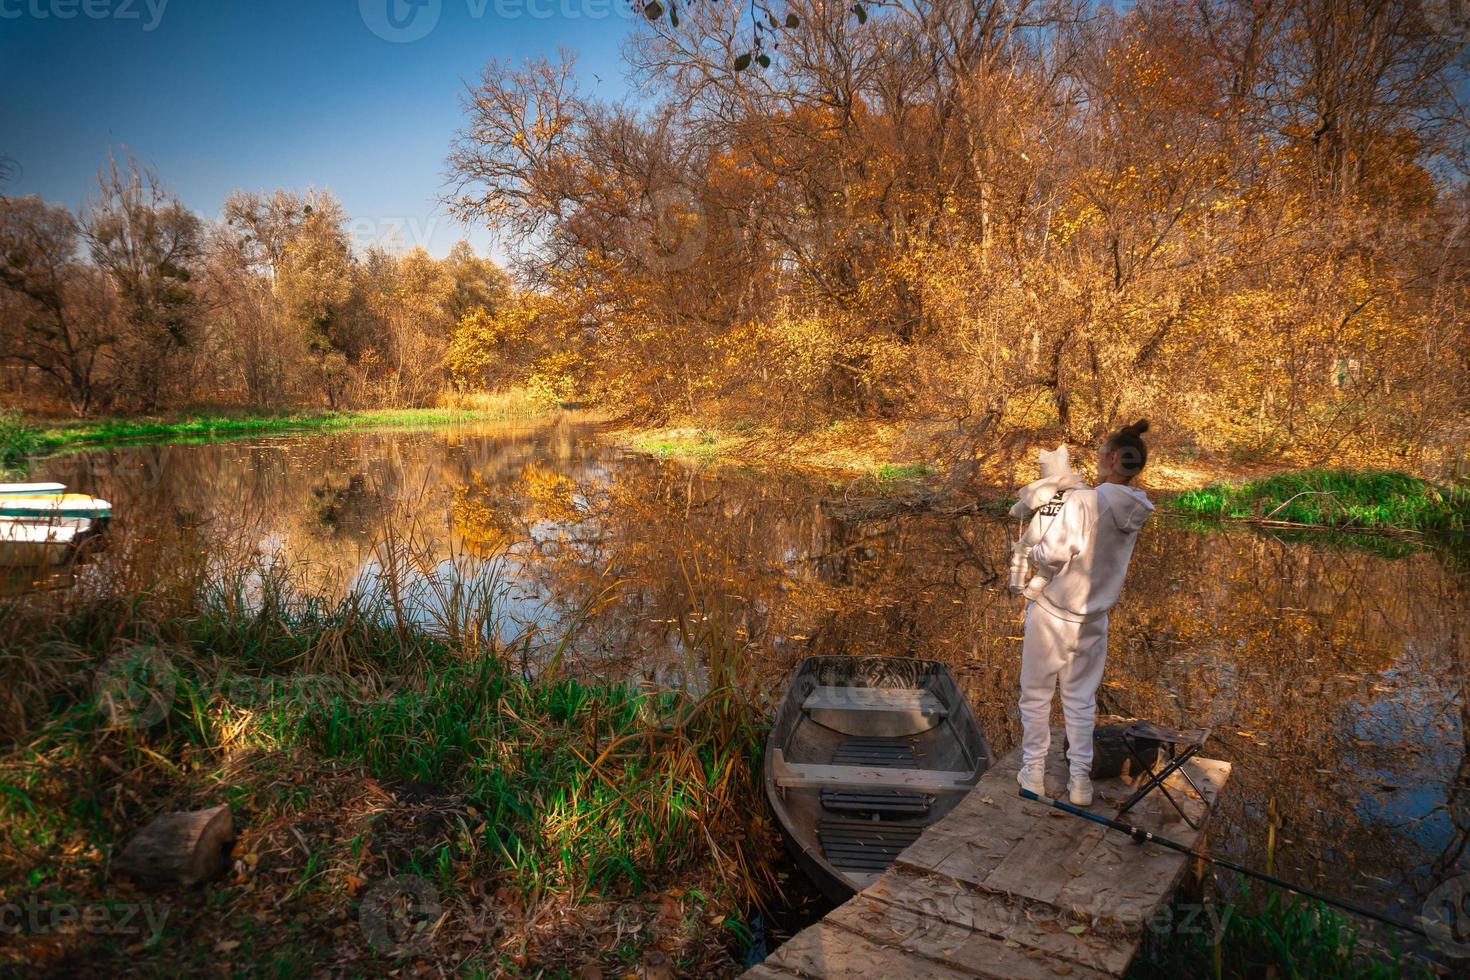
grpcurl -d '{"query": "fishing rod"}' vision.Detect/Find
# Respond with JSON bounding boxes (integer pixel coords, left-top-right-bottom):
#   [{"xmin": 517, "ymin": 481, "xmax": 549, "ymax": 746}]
[{"xmin": 1018, "ymin": 787, "xmax": 1430, "ymax": 940}]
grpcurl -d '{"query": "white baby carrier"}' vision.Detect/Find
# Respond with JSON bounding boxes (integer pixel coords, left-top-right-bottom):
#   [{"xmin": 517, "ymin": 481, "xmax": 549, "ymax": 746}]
[{"xmin": 1008, "ymin": 445, "xmax": 1088, "ymax": 593}]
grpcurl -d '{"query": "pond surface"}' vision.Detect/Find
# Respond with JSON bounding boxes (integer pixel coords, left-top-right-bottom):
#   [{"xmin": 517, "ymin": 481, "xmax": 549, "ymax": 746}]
[{"xmin": 35, "ymin": 419, "xmax": 1470, "ymax": 941}]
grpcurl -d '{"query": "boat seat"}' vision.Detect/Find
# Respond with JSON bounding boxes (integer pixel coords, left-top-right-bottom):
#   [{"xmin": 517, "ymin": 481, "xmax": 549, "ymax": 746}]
[
  {"xmin": 821, "ymin": 736, "xmax": 933, "ymax": 818},
  {"xmin": 820, "ymin": 789, "xmax": 932, "ymax": 818},
  {"xmin": 818, "ymin": 818, "xmax": 924, "ymax": 873},
  {"xmin": 801, "ymin": 685, "xmax": 947, "ymax": 737},
  {"xmin": 770, "ymin": 748, "xmax": 975, "ymax": 794}
]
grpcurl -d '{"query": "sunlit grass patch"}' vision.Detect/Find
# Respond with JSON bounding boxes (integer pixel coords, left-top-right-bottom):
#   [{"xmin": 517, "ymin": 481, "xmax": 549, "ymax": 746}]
[
  {"xmin": 29, "ymin": 405, "xmax": 548, "ymax": 454},
  {"xmin": 627, "ymin": 428, "xmax": 733, "ymax": 461},
  {"xmin": 1169, "ymin": 469, "xmax": 1469, "ymax": 531}
]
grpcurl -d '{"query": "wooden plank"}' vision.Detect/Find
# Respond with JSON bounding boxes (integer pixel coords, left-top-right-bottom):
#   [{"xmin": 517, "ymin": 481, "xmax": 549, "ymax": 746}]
[
  {"xmin": 762, "ymin": 922, "xmax": 980, "ymax": 979},
  {"xmin": 896, "ymin": 790, "xmax": 1040, "ymax": 881},
  {"xmin": 864, "ymin": 867, "xmax": 1137, "ymax": 976},
  {"xmin": 803, "ymin": 686, "xmax": 949, "ymax": 736},
  {"xmin": 741, "ymin": 965, "xmax": 802, "ymax": 980},
  {"xmin": 982, "ymin": 818, "xmax": 1108, "ymax": 904},
  {"xmin": 1055, "ymin": 759, "xmax": 1232, "ymax": 929},
  {"xmin": 771, "ymin": 749, "xmax": 976, "ymax": 793},
  {"xmin": 804, "ymin": 686, "xmax": 948, "ymax": 715},
  {"xmin": 830, "ymin": 888, "xmax": 1115, "ymax": 979}
]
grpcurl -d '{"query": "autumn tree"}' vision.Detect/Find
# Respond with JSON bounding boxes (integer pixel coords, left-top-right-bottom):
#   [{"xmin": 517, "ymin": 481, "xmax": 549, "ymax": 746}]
[
  {"xmin": 276, "ymin": 203, "xmax": 358, "ymax": 408},
  {"xmin": 0, "ymin": 196, "xmax": 116, "ymax": 415},
  {"xmin": 82, "ymin": 156, "xmax": 205, "ymax": 412}
]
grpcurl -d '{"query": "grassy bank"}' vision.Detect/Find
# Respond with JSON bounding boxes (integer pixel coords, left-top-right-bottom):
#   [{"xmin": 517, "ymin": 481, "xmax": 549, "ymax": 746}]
[
  {"xmin": 0, "ymin": 392, "xmax": 559, "ymax": 475},
  {"xmin": 1135, "ymin": 889, "xmax": 1432, "ymax": 979},
  {"xmin": 0, "ymin": 550, "xmax": 776, "ymax": 976},
  {"xmin": 617, "ymin": 420, "xmax": 1467, "ymax": 533},
  {"xmin": 0, "ymin": 410, "xmax": 42, "ymax": 477},
  {"xmin": 1171, "ymin": 469, "xmax": 1469, "ymax": 532}
]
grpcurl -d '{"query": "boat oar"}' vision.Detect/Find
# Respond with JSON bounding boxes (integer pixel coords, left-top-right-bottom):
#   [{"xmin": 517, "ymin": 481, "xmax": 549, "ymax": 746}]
[{"xmin": 1018, "ymin": 787, "xmax": 1429, "ymax": 940}]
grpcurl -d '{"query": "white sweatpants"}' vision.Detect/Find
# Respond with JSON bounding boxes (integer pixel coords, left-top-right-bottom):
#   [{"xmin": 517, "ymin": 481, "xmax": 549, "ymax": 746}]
[{"xmin": 1018, "ymin": 601, "xmax": 1109, "ymax": 776}]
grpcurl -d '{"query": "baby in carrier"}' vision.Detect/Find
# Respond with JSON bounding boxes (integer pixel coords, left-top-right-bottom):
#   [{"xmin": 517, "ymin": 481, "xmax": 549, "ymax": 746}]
[{"xmin": 1008, "ymin": 445, "xmax": 1088, "ymax": 596}]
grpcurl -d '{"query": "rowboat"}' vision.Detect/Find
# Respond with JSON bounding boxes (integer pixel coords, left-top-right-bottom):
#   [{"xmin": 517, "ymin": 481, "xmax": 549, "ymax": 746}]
[
  {"xmin": 0, "ymin": 518, "xmax": 92, "ymax": 567},
  {"xmin": 0, "ymin": 493, "xmax": 112, "ymax": 521},
  {"xmin": 0, "ymin": 483, "xmax": 66, "ymax": 495},
  {"xmin": 764, "ymin": 656, "xmax": 992, "ymax": 902}
]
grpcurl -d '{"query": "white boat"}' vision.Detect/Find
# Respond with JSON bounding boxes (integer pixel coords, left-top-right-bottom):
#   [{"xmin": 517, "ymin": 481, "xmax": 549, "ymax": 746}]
[
  {"xmin": 0, "ymin": 483, "xmax": 66, "ymax": 495},
  {"xmin": 0, "ymin": 519, "xmax": 86, "ymax": 567},
  {"xmin": 0, "ymin": 493, "xmax": 111, "ymax": 521}
]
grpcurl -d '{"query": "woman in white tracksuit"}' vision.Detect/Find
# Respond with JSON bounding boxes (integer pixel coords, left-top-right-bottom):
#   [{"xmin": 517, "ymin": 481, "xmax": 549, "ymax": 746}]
[{"xmin": 1016, "ymin": 419, "xmax": 1154, "ymax": 807}]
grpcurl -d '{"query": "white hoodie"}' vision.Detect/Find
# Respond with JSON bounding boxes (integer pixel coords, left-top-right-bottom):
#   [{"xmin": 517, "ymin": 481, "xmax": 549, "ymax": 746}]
[
  {"xmin": 1009, "ymin": 445, "xmax": 1089, "ymax": 548},
  {"xmin": 1025, "ymin": 482, "xmax": 1155, "ymax": 622}
]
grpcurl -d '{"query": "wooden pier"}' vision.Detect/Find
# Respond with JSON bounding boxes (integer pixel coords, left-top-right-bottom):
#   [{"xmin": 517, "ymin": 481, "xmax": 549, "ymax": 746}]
[{"xmin": 745, "ymin": 733, "xmax": 1231, "ymax": 979}]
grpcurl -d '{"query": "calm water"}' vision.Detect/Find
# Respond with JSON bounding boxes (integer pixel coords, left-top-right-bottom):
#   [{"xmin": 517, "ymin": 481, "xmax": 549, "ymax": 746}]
[{"xmin": 35, "ymin": 419, "xmax": 1470, "ymax": 934}]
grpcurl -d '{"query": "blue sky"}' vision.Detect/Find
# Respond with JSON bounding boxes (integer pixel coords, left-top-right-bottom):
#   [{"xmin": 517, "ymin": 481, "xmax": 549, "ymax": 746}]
[{"xmin": 0, "ymin": 0, "xmax": 639, "ymax": 260}]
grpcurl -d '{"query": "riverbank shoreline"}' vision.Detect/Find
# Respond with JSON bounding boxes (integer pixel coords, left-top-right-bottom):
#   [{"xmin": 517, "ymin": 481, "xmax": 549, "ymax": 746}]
[
  {"xmin": 606, "ymin": 421, "xmax": 1469, "ymax": 534},
  {"xmin": 32, "ymin": 406, "xmax": 548, "ymax": 452},
  {"xmin": 6, "ymin": 407, "xmax": 1464, "ymax": 534},
  {"xmin": 0, "ymin": 394, "xmax": 585, "ymax": 475}
]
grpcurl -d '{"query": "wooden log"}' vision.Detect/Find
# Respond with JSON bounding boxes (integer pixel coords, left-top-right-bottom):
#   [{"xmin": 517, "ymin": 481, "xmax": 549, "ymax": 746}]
[{"xmin": 114, "ymin": 805, "xmax": 234, "ymax": 885}]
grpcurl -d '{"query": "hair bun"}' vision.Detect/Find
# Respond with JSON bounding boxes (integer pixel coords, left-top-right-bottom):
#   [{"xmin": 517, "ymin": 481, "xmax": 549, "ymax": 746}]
[{"xmin": 1128, "ymin": 418, "xmax": 1150, "ymax": 435}]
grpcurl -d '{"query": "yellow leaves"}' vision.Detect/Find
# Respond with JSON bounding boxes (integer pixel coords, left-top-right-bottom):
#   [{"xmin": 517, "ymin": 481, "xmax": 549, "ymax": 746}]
[{"xmin": 447, "ymin": 290, "xmax": 572, "ymax": 390}]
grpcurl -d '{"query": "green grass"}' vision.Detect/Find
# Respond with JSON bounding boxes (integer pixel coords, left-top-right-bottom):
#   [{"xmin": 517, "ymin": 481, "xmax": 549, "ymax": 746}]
[
  {"xmin": 1170, "ymin": 469, "xmax": 1469, "ymax": 532},
  {"xmin": 0, "ymin": 400, "xmax": 555, "ymax": 475},
  {"xmin": 1133, "ymin": 890, "xmax": 1431, "ymax": 979},
  {"xmin": 32, "ymin": 404, "xmax": 545, "ymax": 451},
  {"xmin": 871, "ymin": 462, "xmax": 932, "ymax": 483},
  {"xmin": 0, "ymin": 410, "xmax": 42, "ymax": 478}
]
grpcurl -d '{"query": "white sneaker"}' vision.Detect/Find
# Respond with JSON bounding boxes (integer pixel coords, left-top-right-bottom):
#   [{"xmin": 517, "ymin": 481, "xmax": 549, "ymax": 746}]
[
  {"xmin": 1068, "ymin": 774, "xmax": 1094, "ymax": 806},
  {"xmin": 1017, "ymin": 765, "xmax": 1045, "ymax": 796}
]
